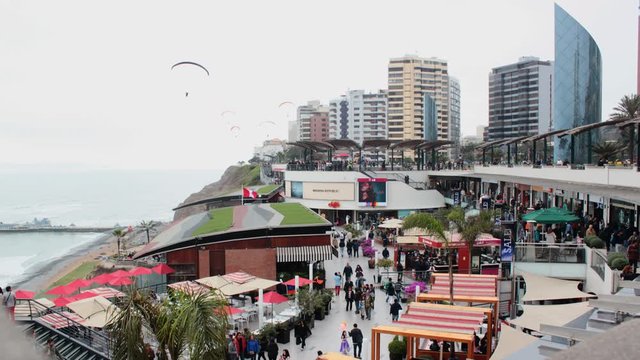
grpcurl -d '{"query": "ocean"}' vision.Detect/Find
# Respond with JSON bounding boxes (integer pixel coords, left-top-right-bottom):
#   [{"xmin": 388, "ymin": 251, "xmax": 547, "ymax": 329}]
[{"xmin": 0, "ymin": 169, "xmax": 222, "ymax": 287}]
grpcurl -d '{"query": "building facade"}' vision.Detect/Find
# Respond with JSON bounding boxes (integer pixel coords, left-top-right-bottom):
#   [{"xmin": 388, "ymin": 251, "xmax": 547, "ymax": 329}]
[
  {"xmin": 253, "ymin": 138, "xmax": 286, "ymax": 161},
  {"xmin": 487, "ymin": 57, "xmax": 553, "ymax": 141},
  {"xmin": 449, "ymin": 77, "xmax": 461, "ymax": 158},
  {"xmin": 553, "ymin": 4, "xmax": 602, "ymax": 163},
  {"xmin": 297, "ymin": 101, "xmax": 329, "ymax": 141},
  {"xmin": 387, "ymin": 55, "xmax": 450, "ymax": 142},
  {"xmin": 328, "ymin": 90, "xmax": 387, "ymax": 144}
]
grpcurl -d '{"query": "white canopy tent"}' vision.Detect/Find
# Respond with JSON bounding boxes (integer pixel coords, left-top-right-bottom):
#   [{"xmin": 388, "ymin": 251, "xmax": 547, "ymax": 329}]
[
  {"xmin": 510, "ymin": 302, "xmax": 593, "ymax": 332},
  {"xmin": 490, "ymin": 324, "xmax": 538, "ymax": 360},
  {"xmin": 67, "ymin": 296, "xmax": 120, "ymax": 328},
  {"xmin": 518, "ymin": 272, "xmax": 595, "ymax": 302}
]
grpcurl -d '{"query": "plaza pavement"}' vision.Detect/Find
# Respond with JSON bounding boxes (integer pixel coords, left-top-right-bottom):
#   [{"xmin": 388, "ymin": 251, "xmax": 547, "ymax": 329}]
[{"xmin": 282, "ymin": 237, "xmax": 400, "ymax": 360}]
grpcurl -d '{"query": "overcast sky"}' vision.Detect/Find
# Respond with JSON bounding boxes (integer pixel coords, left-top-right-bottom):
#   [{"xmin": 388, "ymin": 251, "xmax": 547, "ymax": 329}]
[{"xmin": 0, "ymin": 0, "xmax": 636, "ymax": 170}]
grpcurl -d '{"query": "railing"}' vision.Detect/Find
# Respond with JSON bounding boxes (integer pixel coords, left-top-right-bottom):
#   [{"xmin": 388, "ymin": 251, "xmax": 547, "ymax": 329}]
[
  {"xmin": 28, "ymin": 299, "xmax": 111, "ymax": 358},
  {"xmin": 514, "ymin": 243, "xmax": 586, "ymax": 264},
  {"xmin": 590, "ymin": 249, "xmax": 607, "ymax": 281}
]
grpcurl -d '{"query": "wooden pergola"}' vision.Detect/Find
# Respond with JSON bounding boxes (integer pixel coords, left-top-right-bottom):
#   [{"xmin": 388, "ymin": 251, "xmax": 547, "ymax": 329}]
[{"xmin": 371, "ymin": 325, "xmax": 475, "ymax": 360}]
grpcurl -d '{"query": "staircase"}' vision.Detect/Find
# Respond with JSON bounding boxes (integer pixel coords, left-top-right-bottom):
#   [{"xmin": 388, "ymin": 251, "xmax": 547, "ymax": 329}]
[{"xmin": 24, "ymin": 321, "xmax": 109, "ymax": 360}]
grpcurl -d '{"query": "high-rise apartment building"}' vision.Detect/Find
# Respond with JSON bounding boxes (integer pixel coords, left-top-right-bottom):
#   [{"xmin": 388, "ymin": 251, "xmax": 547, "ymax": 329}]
[
  {"xmin": 297, "ymin": 101, "xmax": 329, "ymax": 141},
  {"xmin": 553, "ymin": 4, "xmax": 602, "ymax": 163},
  {"xmin": 328, "ymin": 90, "xmax": 387, "ymax": 143},
  {"xmin": 487, "ymin": 57, "xmax": 553, "ymax": 141},
  {"xmin": 449, "ymin": 77, "xmax": 461, "ymax": 157},
  {"xmin": 387, "ymin": 55, "xmax": 450, "ymax": 142}
]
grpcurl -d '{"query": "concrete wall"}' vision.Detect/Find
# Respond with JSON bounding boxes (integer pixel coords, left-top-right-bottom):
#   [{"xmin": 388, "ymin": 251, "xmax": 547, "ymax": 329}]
[{"xmin": 584, "ymin": 248, "xmax": 617, "ymax": 294}]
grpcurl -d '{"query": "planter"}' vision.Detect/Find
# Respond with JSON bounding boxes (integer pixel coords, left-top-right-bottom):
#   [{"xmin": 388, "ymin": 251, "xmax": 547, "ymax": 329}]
[
  {"xmin": 276, "ymin": 328, "xmax": 290, "ymax": 344},
  {"xmin": 368, "ymin": 258, "xmax": 376, "ymax": 269},
  {"xmin": 389, "ymin": 353, "xmax": 404, "ymax": 360},
  {"xmin": 314, "ymin": 308, "xmax": 325, "ymax": 320},
  {"xmin": 324, "ymin": 301, "xmax": 331, "ymax": 315}
]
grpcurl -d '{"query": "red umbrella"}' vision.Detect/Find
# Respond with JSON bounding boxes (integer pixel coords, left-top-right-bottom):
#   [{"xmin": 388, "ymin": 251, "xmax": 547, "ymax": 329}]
[
  {"xmin": 67, "ymin": 291, "xmax": 98, "ymax": 303},
  {"xmin": 221, "ymin": 306, "xmax": 245, "ymax": 315},
  {"xmin": 283, "ymin": 277, "xmax": 313, "ymax": 287},
  {"xmin": 67, "ymin": 279, "xmax": 94, "ymax": 290},
  {"xmin": 15, "ymin": 290, "xmax": 35, "ymax": 300},
  {"xmin": 110, "ymin": 270, "xmax": 131, "ymax": 278},
  {"xmin": 52, "ymin": 297, "xmax": 73, "ymax": 307},
  {"xmin": 46, "ymin": 285, "xmax": 76, "ymax": 296},
  {"xmin": 129, "ymin": 267, "xmax": 153, "ymax": 276},
  {"xmin": 261, "ymin": 291, "xmax": 288, "ymax": 304},
  {"xmin": 108, "ymin": 277, "xmax": 133, "ymax": 286},
  {"xmin": 152, "ymin": 263, "xmax": 175, "ymax": 275},
  {"xmin": 91, "ymin": 273, "xmax": 113, "ymax": 285}
]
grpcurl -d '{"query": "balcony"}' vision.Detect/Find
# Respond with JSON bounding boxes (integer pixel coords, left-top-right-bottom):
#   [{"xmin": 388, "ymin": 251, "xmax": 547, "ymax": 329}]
[{"xmin": 513, "ymin": 243, "xmax": 587, "ymax": 280}]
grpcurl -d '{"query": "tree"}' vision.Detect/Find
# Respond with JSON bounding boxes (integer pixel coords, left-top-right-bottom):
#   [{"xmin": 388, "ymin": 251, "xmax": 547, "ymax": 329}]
[
  {"xmin": 112, "ymin": 228, "xmax": 126, "ymax": 258},
  {"xmin": 460, "ymin": 143, "xmax": 478, "ymax": 165},
  {"xmin": 609, "ymin": 94, "xmax": 640, "ymax": 162},
  {"xmin": 592, "ymin": 142, "xmax": 625, "ymax": 163},
  {"xmin": 447, "ymin": 207, "xmax": 494, "ymax": 274},
  {"xmin": 107, "ymin": 287, "xmax": 229, "ymax": 360},
  {"xmin": 402, "ymin": 212, "xmax": 453, "ymax": 303},
  {"xmin": 139, "ymin": 220, "xmax": 157, "ymax": 244}
]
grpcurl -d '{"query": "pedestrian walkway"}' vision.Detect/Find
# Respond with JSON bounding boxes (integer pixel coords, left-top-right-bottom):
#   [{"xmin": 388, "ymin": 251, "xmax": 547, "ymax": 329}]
[{"xmin": 284, "ymin": 232, "xmax": 400, "ymax": 360}]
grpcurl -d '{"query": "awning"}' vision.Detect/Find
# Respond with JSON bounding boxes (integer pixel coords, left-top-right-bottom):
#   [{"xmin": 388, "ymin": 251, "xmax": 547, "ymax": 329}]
[
  {"xmin": 39, "ymin": 311, "xmax": 85, "ymax": 329},
  {"xmin": 418, "ymin": 233, "xmax": 501, "ymax": 249},
  {"xmin": 518, "ymin": 272, "xmax": 596, "ymax": 302},
  {"xmin": 490, "ymin": 324, "xmax": 538, "ymax": 360},
  {"xmin": 397, "ymin": 236, "xmax": 421, "ymax": 244},
  {"xmin": 510, "ymin": 302, "xmax": 593, "ymax": 332},
  {"xmin": 276, "ymin": 245, "xmax": 334, "ymax": 263}
]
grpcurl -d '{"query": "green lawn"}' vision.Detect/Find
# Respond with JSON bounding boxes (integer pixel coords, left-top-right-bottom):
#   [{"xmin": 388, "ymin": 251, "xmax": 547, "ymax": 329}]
[
  {"xmin": 271, "ymin": 203, "xmax": 326, "ymax": 225},
  {"xmin": 192, "ymin": 207, "xmax": 234, "ymax": 236},
  {"xmin": 257, "ymin": 184, "xmax": 279, "ymax": 194},
  {"xmin": 42, "ymin": 261, "xmax": 97, "ymax": 295}
]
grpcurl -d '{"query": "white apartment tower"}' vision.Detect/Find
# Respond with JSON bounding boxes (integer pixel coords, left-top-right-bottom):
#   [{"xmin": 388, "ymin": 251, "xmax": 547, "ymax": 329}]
[
  {"xmin": 387, "ymin": 55, "xmax": 450, "ymax": 142},
  {"xmin": 487, "ymin": 56, "xmax": 553, "ymax": 141},
  {"xmin": 329, "ymin": 90, "xmax": 387, "ymax": 144},
  {"xmin": 297, "ymin": 100, "xmax": 329, "ymax": 141}
]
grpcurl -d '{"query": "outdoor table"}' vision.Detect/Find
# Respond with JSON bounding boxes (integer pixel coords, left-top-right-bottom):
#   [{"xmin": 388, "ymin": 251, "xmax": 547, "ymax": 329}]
[{"xmin": 278, "ymin": 307, "xmax": 300, "ymax": 318}]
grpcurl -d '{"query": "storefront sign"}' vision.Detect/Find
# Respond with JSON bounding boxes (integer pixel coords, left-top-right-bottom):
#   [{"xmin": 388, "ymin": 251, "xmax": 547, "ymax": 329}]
[{"xmin": 500, "ymin": 221, "xmax": 516, "ymax": 262}]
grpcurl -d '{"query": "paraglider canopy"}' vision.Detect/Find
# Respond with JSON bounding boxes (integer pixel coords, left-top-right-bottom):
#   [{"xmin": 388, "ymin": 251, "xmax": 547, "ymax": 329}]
[{"xmin": 170, "ymin": 61, "xmax": 210, "ymax": 76}]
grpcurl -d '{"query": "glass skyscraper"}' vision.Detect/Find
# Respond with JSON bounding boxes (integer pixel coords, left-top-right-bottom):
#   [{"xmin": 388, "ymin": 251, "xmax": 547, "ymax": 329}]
[
  {"xmin": 553, "ymin": 4, "xmax": 602, "ymax": 163},
  {"xmin": 424, "ymin": 94, "xmax": 437, "ymax": 142}
]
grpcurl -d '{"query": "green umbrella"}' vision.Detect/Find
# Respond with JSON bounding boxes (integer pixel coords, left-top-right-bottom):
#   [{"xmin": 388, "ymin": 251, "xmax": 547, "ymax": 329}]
[{"xmin": 521, "ymin": 207, "xmax": 580, "ymax": 224}]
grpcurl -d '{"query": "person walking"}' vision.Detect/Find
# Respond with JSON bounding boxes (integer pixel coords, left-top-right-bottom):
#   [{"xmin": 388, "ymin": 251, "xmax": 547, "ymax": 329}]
[
  {"xmin": 628, "ymin": 237, "xmax": 639, "ymax": 273},
  {"xmin": 333, "ymin": 272, "xmax": 342, "ymax": 296},
  {"xmin": 352, "ymin": 239, "xmax": 360, "ymax": 258},
  {"xmin": 227, "ymin": 335, "xmax": 239, "ymax": 360},
  {"xmin": 247, "ymin": 335, "xmax": 260, "ymax": 360},
  {"xmin": 396, "ymin": 261, "xmax": 404, "ymax": 282},
  {"xmin": 266, "ymin": 339, "xmax": 279, "ymax": 360},
  {"xmin": 385, "ymin": 279, "xmax": 396, "ymax": 303},
  {"xmin": 382, "ymin": 246, "xmax": 390, "ymax": 259},
  {"xmin": 339, "ymin": 331, "xmax": 351, "ymax": 355},
  {"xmin": 3, "ymin": 286, "xmax": 16, "ymax": 321},
  {"xmin": 294, "ymin": 320, "xmax": 311, "ymax": 351},
  {"xmin": 390, "ymin": 298, "xmax": 402, "ymax": 322},
  {"xmin": 339, "ymin": 233, "xmax": 346, "ymax": 257},
  {"xmin": 343, "ymin": 263, "xmax": 353, "ymax": 281},
  {"xmin": 346, "ymin": 239, "xmax": 353, "ymax": 257},
  {"xmin": 349, "ymin": 324, "xmax": 364, "ymax": 359},
  {"xmin": 258, "ymin": 336, "xmax": 268, "ymax": 360},
  {"xmin": 278, "ymin": 349, "xmax": 290, "ymax": 360},
  {"xmin": 364, "ymin": 293, "xmax": 373, "ymax": 320},
  {"xmin": 345, "ymin": 288, "xmax": 355, "ymax": 311}
]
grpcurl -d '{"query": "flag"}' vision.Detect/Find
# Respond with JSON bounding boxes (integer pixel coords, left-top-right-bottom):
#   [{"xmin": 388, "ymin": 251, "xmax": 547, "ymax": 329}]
[{"xmin": 243, "ymin": 187, "xmax": 258, "ymax": 199}]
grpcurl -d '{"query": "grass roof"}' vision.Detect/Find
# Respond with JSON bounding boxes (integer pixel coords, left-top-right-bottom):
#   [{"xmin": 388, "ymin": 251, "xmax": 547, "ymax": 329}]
[
  {"xmin": 257, "ymin": 184, "xmax": 279, "ymax": 194},
  {"xmin": 192, "ymin": 207, "xmax": 234, "ymax": 236},
  {"xmin": 271, "ymin": 203, "xmax": 326, "ymax": 225}
]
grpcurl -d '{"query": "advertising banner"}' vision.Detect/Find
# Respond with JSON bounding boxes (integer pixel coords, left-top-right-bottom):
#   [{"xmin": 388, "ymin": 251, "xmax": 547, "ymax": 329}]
[
  {"xmin": 500, "ymin": 221, "xmax": 516, "ymax": 262},
  {"xmin": 357, "ymin": 178, "xmax": 387, "ymax": 207},
  {"xmin": 452, "ymin": 190, "xmax": 461, "ymax": 206},
  {"xmin": 302, "ymin": 182, "xmax": 354, "ymax": 200}
]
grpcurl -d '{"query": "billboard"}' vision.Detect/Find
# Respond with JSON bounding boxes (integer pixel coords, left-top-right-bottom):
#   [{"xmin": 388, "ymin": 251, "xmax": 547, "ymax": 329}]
[
  {"xmin": 290, "ymin": 181, "xmax": 303, "ymax": 198},
  {"xmin": 500, "ymin": 221, "xmax": 516, "ymax": 263},
  {"xmin": 302, "ymin": 182, "xmax": 354, "ymax": 201},
  {"xmin": 357, "ymin": 178, "xmax": 387, "ymax": 207}
]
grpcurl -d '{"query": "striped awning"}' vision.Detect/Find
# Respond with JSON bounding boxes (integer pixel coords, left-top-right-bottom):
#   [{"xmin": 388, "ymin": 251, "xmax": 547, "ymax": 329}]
[{"xmin": 277, "ymin": 245, "xmax": 334, "ymax": 263}]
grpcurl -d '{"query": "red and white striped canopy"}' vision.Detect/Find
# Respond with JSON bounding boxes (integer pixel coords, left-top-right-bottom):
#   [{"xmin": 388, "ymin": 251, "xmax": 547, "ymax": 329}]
[
  {"xmin": 429, "ymin": 274, "xmax": 497, "ymax": 297},
  {"xmin": 223, "ymin": 271, "xmax": 255, "ymax": 284},
  {"xmin": 85, "ymin": 287, "xmax": 125, "ymax": 298},
  {"xmin": 40, "ymin": 311, "xmax": 85, "ymax": 329},
  {"xmin": 396, "ymin": 304, "xmax": 485, "ymax": 335}
]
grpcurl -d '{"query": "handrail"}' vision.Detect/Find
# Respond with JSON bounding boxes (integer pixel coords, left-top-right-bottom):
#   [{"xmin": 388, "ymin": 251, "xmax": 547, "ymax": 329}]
[
  {"xmin": 514, "ymin": 243, "xmax": 586, "ymax": 264},
  {"xmin": 28, "ymin": 299, "xmax": 111, "ymax": 358},
  {"xmin": 590, "ymin": 249, "xmax": 608, "ymax": 281}
]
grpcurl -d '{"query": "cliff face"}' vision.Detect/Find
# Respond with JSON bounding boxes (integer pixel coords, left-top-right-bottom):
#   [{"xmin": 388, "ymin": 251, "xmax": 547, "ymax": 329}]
[{"xmin": 173, "ymin": 164, "xmax": 263, "ymax": 221}]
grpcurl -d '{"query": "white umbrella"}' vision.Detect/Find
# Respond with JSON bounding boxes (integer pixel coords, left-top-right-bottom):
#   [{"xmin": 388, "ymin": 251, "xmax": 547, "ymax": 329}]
[{"xmin": 67, "ymin": 296, "xmax": 120, "ymax": 328}]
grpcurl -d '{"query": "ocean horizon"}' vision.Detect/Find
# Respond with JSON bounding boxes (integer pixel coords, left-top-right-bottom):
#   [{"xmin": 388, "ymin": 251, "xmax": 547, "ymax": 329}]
[{"xmin": 0, "ymin": 168, "xmax": 222, "ymax": 287}]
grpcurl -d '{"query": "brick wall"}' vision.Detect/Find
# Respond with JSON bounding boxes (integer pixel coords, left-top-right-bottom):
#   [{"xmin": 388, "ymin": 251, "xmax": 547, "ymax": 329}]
[{"xmin": 225, "ymin": 248, "xmax": 277, "ymax": 280}]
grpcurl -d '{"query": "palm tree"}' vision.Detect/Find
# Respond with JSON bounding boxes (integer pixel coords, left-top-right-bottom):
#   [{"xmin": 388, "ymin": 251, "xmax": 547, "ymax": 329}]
[
  {"xmin": 403, "ymin": 212, "xmax": 454, "ymax": 303},
  {"xmin": 610, "ymin": 94, "xmax": 640, "ymax": 162},
  {"xmin": 112, "ymin": 228, "xmax": 126, "ymax": 259},
  {"xmin": 592, "ymin": 142, "xmax": 625, "ymax": 163},
  {"xmin": 139, "ymin": 220, "xmax": 156, "ymax": 244},
  {"xmin": 107, "ymin": 287, "xmax": 229, "ymax": 360},
  {"xmin": 448, "ymin": 208, "xmax": 494, "ymax": 274}
]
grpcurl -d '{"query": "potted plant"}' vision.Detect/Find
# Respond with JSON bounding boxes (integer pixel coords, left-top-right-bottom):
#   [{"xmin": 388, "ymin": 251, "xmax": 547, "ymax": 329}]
[
  {"xmin": 257, "ymin": 323, "xmax": 277, "ymax": 343},
  {"xmin": 318, "ymin": 289, "xmax": 333, "ymax": 316},
  {"xmin": 363, "ymin": 245, "xmax": 376, "ymax": 269},
  {"xmin": 388, "ymin": 335, "xmax": 406, "ymax": 360},
  {"xmin": 275, "ymin": 322, "xmax": 290, "ymax": 344},
  {"xmin": 297, "ymin": 288, "xmax": 323, "ymax": 327}
]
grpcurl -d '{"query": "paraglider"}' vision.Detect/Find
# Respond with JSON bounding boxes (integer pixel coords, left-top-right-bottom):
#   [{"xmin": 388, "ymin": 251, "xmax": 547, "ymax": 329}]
[
  {"xmin": 259, "ymin": 120, "xmax": 276, "ymax": 127},
  {"xmin": 171, "ymin": 61, "xmax": 209, "ymax": 97},
  {"xmin": 278, "ymin": 101, "xmax": 294, "ymax": 108},
  {"xmin": 170, "ymin": 61, "xmax": 210, "ymax": 76},
  {"xmin": 230, "ymin": 125, "xmax": 241, "ymax": 138}
]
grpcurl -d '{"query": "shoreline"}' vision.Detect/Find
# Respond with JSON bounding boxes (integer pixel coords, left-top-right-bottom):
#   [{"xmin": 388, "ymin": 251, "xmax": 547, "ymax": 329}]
[{"xmin": 16, "ymin": 232, "xmax": 118, "ymax": 292}]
